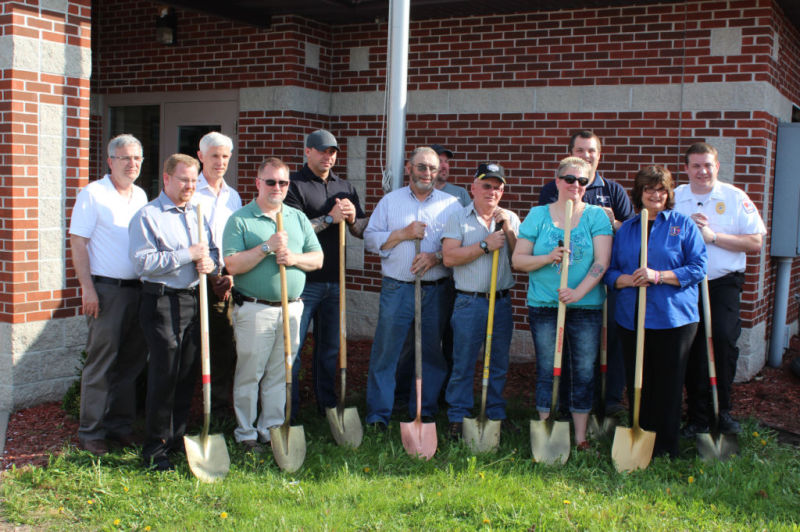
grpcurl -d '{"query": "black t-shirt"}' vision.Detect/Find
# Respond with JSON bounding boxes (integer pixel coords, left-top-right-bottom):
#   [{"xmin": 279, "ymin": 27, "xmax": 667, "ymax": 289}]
[
  {"xmin": 538, "ymin": 173, "xmax": 634, "ymax": 222},
  {"xmin": 285, "ymin": 164, "xmax": 366, "ymax": 283}
]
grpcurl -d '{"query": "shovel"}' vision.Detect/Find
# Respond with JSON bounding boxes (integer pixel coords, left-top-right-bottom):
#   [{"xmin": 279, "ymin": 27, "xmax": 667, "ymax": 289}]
[
  {"xmin": 530, "ymin": 200, "xmax": 573, "ymax": 465},
  {"xmin": 587, "ymin": 298, "xmax": 618, "ymax": 439},
  {"xmin": 612, "ymin": 208, "xmax": 656, "ymax": 473},
  {"xmin": 696, "ymin": 276, "xmax": 739, "ymax": 461},
  {"xmin": 185, "ymin": 203, "xmax": 231, "ymax": 483},
  {"xmin": 463, "ymin": 228, "xmax": 502, "ymax": 453},
  {"xmin": 400, "ymin": 238, "xmax": 437, "ymax": 460},
  {"xmin": 325, "ymin": 221, "xmax": 363, "ymax": 447},
  {"xmin": 270, "ymin": 208, "xmax": 307, "ymax": 472}
]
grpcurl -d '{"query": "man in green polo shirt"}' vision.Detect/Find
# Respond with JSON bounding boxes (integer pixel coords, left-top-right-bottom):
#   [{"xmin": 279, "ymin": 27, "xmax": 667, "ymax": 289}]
[{"xmin": 222, "ymin": 157, "xmax": 323, "ymax": 452}]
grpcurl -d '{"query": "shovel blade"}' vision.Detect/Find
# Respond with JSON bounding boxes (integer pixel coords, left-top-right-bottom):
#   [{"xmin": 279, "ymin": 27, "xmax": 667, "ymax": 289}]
[
  {"xmin": 462, "ymin": 417, "xmax": 501, "ymax": 453},
  {"xmin": 587, "ymin": 414, "xmax": 618, "ymax": 440},
  {"xmin": 400, "ymin": 419, "xmax": 437, "ymax": 460},
  {"xmin": 696, "ymin": 431, "xmax": 739, "ymax": 462},
  {"xmin": 530, "ymin": 419, "xmax": 571, "ymax": 465},
  {"xmin": 611, "ymin": 425, "xmax": 656, "ymax": 472},
  {"xmin": 270, "ymin": 425, "xmax": 306, "ymax": 473},
  {"xmin": 184, "ymin": 433, "xmax": 230, "ymax": 483},
  {"xmin": 325, "ymin": 406, "xmax": 363, "ymax": 448}
]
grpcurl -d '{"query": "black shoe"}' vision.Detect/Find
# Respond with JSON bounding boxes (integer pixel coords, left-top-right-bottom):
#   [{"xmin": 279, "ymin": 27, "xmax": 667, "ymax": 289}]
[
  {"xmin": 717, "ymin": 412, "xmax": 741, "ymax": 434},
  {"xmin": 79, "ymin": 438, "xmax": 109, "ymax": 456},
  {"xmin": 680, "ymin": 422, "xmax": 709, "ymax": 439},
  {"xmin": 448, "ymin": 422, "xmax": 462, "ymax": 441},
  {"xmin": 367, "ymin": 421, "xmax": 387, "ymax": 433},
  {"xmin": 420, "ymin": 416, "xmax": 436, "ymax": 424},
  {"xmin": 146, "ymin": 456, "xmax": 174, "ymax": 472}
]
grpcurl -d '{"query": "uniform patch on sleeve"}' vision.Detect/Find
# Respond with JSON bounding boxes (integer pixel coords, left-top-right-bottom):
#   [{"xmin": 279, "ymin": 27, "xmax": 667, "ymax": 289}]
[
  {"xmin": 743, "ymin": 200, "xmax": 756, "ymax": 214},
  {"xmin": 669, "ymin": 225, "xmax": 681, "ymax": 236}
]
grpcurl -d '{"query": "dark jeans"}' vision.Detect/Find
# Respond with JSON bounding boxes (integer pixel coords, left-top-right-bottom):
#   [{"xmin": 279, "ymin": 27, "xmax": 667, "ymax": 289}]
[
  {"xmin": 620, "ymin": 322, "xmax": 697, "ymax": 458},
  {"xmin": 208, "ymin": 277, "xmax": 236, "ymax": 414},
  {"xmin": 79, "ymin": 283, "xmax": 146, "ymax": 441},
  {"xmin": 139, "ymin": 290, "xmax": 200, "ymax": 462},
  {"xmin": 685, "ymin": 272, "xmax": 744, "ymax": 425}
]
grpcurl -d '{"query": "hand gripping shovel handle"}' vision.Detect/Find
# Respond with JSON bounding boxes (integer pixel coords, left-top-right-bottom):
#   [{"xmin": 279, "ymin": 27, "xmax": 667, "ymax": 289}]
[
  {"xmin": 550, "ymin": 200, "xmax": 573, "ymax": 414},
  {"xmin": 632, "ymin": 209, "xmax": 649, "ymax": 430},
  {"xmin": 700, "ymin": 277, "xmax": 721, "ymax": 420},
  {"xmin": 338, "ymin": 221, "xmax": 347, "ymax": 408},
  {"xmin": 196, "ymin": 203, "xmax": 212, "ymax": 438},
  {"xmin": 277, "ymin": 209, "xmax": 294, "ymax": 428}
]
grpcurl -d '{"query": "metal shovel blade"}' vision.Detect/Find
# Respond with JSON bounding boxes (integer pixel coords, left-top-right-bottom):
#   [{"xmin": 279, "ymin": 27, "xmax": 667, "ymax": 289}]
[
  {"xmin": 611, "ymin": 425, "xmax": 656, "ymax": 472},
  {"xmin": 530, "ymin": 419, "xmax": 571, "ymax": 465},
  {"xmin": 270, "ymin": 425, "xmax": 306, "ymax": 473},
  {"xmin": 184, "ymin": 432, "xmax": 230, "ymax": 483},
  {"xmin": 696, "ymin": 431, "xmax": 739, "ymax": 462},
  {"xmin": 400, "ymin": 418, "xmax": 437, "ymax": 460},
  {"xmin": 587, "ymin": 414, "xmax": 618, "ymax": 440},
  {"xmin": 325, "ymin": 405, "xmax": 363, "ymax": 448},
  {"xmin": 462, "ymin": 417, "xmax": 501, "ymax": 454}
]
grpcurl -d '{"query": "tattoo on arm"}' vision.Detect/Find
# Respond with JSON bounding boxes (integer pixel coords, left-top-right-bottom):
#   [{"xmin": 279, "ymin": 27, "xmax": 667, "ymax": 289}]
[
  {"xmin": 348, "ymin": 217, "xmax": 369, "ymax": 239},
  {"xmin": 588, "ymin": 263, "xmax": 606, "ymax": 279},
  {"xmin": 311, "ymin": 215, "xmax": 329, "ymax": 233}
]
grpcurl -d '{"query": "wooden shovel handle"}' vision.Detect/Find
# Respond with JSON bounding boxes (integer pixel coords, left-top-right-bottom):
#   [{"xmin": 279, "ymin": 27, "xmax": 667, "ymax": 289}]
[
  {"xmin": 633, "ymin": 208, "xmax": 649, "ymax": 429},
  {"xmin": 277, "ymin": 210, "xmax": 293, "ymax": 392},
  {"xmin": 339, "ymin": 221, "xmax": 347, "ymax": 369},
  {"xmin": 553, "ymin": 199, "xmax": 573, "ymax": 374},
  {"xmin": 701, "ymin": 276, "xmax": 721, "ymax": 417},
  {"xmin": 196, "ymin": 203, "xmax": 212, "ymax": 431}
]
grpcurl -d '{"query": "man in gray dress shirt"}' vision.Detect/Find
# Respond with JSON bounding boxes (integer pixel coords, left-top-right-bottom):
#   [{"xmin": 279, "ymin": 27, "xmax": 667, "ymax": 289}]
[
  {"xmin": 129, "ymin": 153, "xmax": 219, "ymax": 471},
  {"xmin": 441, "ymin": 163, "xmax": 519, "ymax": 439}
]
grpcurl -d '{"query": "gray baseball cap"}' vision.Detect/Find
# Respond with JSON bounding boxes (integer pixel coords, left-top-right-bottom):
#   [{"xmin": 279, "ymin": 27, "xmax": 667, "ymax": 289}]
[{"xmin": 306, "ymin": 129, "xmax": 339, "ymax": 151}]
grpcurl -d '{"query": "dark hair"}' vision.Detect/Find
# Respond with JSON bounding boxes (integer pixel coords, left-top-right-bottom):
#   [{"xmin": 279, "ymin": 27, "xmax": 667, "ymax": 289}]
[
  {"xmin": 684, "ymin": 142, "xmax": 718, "ymax": 165},
  {"xmin": 568, "ymin": 130, "xmax": 601, "ymax": 152},
  {"xmin": 631, "ymin": 165, "xmax": 675, "ymax": 211}
]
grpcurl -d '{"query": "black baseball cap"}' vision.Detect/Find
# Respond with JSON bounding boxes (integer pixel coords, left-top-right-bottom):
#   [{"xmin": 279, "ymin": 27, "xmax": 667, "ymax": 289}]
[
  {"xmin": 475, "ymin": 162, "xmax": 506, "ymax": 184},
  {"xmin": 431, "ymin": 144, "xmax": 454, "ymax": 158},
  {"xmin": 306, "ymin": 129, "xmax": 339, "ymax": 152}
]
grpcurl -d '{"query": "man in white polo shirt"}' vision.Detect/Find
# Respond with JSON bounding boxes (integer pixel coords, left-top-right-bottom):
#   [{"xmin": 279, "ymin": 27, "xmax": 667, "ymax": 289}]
[
  {"xmin": 194, "ymin": 131, "xmax": 242, "ymax": 416},
  {"xmin": 674, "ymin": 142, "xmax": 766, "ymax": 436},
  {"xmin": 69, "ymin": 134, "xmax": 149, "ymax": 456}
]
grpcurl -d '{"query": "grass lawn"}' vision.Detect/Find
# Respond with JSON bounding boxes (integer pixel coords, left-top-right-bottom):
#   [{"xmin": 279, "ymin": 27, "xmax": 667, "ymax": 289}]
[{"xmin": 1, "ymin": 401, "xmax": 798, "ymax": 531}]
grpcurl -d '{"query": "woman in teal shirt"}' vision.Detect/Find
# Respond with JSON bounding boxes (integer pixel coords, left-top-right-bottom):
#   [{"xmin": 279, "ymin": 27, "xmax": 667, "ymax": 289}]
[{"xmin": 513, "ymin": 157, "xmax": 612, "ymax": 449}]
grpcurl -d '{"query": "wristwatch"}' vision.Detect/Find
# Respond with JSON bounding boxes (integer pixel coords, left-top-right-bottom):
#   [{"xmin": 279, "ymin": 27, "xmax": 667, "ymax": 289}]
[
  {"xmin": 261, "ymin": 242, "xmax": 272, "ymax": 255},
  {"xmin": 324, "ymin": 215, "xmax": 334, "ymax": 224},
  {"xmin": 435, "ymin": 251, "xmax": 443, "ymax": 263},
  {"xmin": 479, "ymin": 240, "xmax": 490, "ymax": 254}
]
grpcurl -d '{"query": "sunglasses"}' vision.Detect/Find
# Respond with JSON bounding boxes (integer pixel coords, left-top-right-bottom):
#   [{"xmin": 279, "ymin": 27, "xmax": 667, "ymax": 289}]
[
  {"xmin": 558, "ymin": 174, "xmax": 589, "ymax": 186},
  {"xmin": 260, "ymin": 178, "xmax": 290, "ymax": 188}
]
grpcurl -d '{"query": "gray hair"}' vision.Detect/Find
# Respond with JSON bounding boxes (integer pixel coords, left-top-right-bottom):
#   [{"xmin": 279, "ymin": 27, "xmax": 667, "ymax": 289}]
[
  {"xmin": 408, "ymin": 146, "xmax": 439, "ymax": 166},
  {"xmin": 107, "ymin": 134, "xmax": 143, "ymax": 158},
  {"xmin": 556, "ymin": 156, "xmax": 591, "ymax": 178},
  {"xmin": 199, "ymin": 131, "xmax": 233, "ymax": 153}
]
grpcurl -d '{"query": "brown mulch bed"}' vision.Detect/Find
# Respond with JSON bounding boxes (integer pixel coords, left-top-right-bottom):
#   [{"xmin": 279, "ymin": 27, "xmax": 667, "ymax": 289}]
[{"xmin": 4, "ymin": 335, "xmax": 799, "ymax": 470}]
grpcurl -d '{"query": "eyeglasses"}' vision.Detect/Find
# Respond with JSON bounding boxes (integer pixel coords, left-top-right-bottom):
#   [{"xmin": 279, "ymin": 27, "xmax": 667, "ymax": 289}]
[
  {"xmin": 111, "ymin": 155, "xmax": 144, "ymax": 163},
  {"xmin": 415, "ymin": 164, "xmax": 439, "ymax": 173},
  {"xmin": 643, "ymin": 187, "xmax": 668, "ymax": 195},
  {"xmin": 558, "ymin": 174, "xmax": 589, "ymax": 186},
  {"xmin": 479, "ymin": 182, "xmax": 504, "ymax": 192},
  {"xmin": 259, "ymin": 178, "xmax": 290, "ymax": 188}
]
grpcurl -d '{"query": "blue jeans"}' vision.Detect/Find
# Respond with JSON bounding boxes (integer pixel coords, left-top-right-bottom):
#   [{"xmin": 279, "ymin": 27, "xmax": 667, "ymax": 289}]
[
  {"xmin": 366, "ymin": 277, "xmax": 448, "ymax": 424},
  {"xmin": 528, "ymin": 306, "xmax": 601, "ymax": 414},
  {"xmin": 293, "ymin": 281, "xmax": 340, "ymax": 416},
  {"xmin": 446, "ymin": 293, "xmax": 511, "ymax": 422}
]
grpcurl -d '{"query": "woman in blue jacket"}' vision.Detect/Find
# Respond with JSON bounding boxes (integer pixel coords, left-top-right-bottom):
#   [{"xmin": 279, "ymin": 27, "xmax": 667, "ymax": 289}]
[{"xmin": 605, "ymin": 165, "xmax": 707, "ymax": 458}]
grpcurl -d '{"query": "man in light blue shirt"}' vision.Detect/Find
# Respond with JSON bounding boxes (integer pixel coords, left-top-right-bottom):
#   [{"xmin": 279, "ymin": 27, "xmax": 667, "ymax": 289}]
[{"xmin": 364, "ymin": 147, "xmax": 460, "ymax": 430}]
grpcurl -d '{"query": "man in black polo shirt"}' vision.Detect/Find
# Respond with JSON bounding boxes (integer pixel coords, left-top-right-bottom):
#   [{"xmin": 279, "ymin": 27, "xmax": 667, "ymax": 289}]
[
  {"xmin": 285, "ymin": 129, "xmax": 368, "ymax": 419},
  {"xmin": 538, "ymin": 130, "xmax": 634, "ymax": 415}
]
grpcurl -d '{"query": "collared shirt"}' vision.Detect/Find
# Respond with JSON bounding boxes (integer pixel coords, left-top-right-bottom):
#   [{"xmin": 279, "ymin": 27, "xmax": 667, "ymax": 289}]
[
  {"xmin": 193, "ymin": 171, "xmax": 242, "ymax": 258},
  {"xmin": 441, "ymin": 203, "xmax": 520, "ymax": 292},
  {"xmin": 285, "ymin": 164, "xmax": 366, "ymax": 283},
  {"xmin": 539, "ymin": 173, "xmax": 635, "ymax": 223},
  {"xmin": 365, "ymin": 186, "xmax": 460, "ymax": 282},
  {"xmin": 605, "ymin": 210, "xmax": 707, "ymax": 330},
  {"xmin": 128, "ymin": 191, "xmax": 219, "ymax": 289},
  {"xmin": 440, "ymin": 182, "xmax": 471, "ymax": 207},
  {"xmin": 222, "ymin": 202, "xmax": 321, "ymax": 301},
  {"xmin": 518, "ymin": 204, "xmax": 613, "ymax": 308},
  {"xmin": 69, "ymin": 175, "xmax": 148, "ymax": 280},
  {"xmin": 674, "ymin": 181, "xmax": 766, "ymax": 280}
]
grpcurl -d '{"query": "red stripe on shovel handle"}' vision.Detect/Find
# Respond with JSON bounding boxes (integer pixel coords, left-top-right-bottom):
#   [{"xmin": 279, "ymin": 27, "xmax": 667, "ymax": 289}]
[
  {"xmin": 709, "ymin": 376, "xmax": 717, "ymax": 386},
  {"xmin": 600, "ymin": 364, "xmax": 607, "ymax": 373},
  {"xmin": 202, "ymin": 375, "xmax": 211, "ymax": 384},
  {"xmin": 553, "ymin": 367, "xmax": 562, "ymax": 377}
]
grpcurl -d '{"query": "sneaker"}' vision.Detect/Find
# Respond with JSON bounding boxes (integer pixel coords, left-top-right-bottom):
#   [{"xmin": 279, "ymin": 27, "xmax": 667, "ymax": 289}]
[
  {"xmin": 680, "ymin": 422, "xmax": 709, "ymax": 439},
  {"xmin": 448, "ymin": 422, "xmax": 462, "ymax": 441},
  {"xmin": 79, "ymin": 438, "xmax": 109, "ymax": 456},
  {"xmin": 718, "ymin": 412, "xmax": 741, "ymax": 434},
  {"xmin": 240, "ymin": 439, "xmax": 266, "ymax": 453}
]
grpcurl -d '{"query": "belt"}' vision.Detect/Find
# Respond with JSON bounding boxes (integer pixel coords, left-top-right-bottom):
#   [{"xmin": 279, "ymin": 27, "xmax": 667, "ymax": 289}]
[
  {"xmin": 390, "ymin": 277, "xmax": 449, "ymax": 287},
  {"xmin": 457, "ymin": 289, "xmax": 510, "ymax": 299},
  {"xmin": 92, "ymin": 275, "xmax": 140, "ymax": 288},
  {"xmin": 141, "ymin": 281, "xmax": 197, "ymax": 296},
  {"xmin": 239, "ymin": 294, "xmax": 300, "ymax": 307}
]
